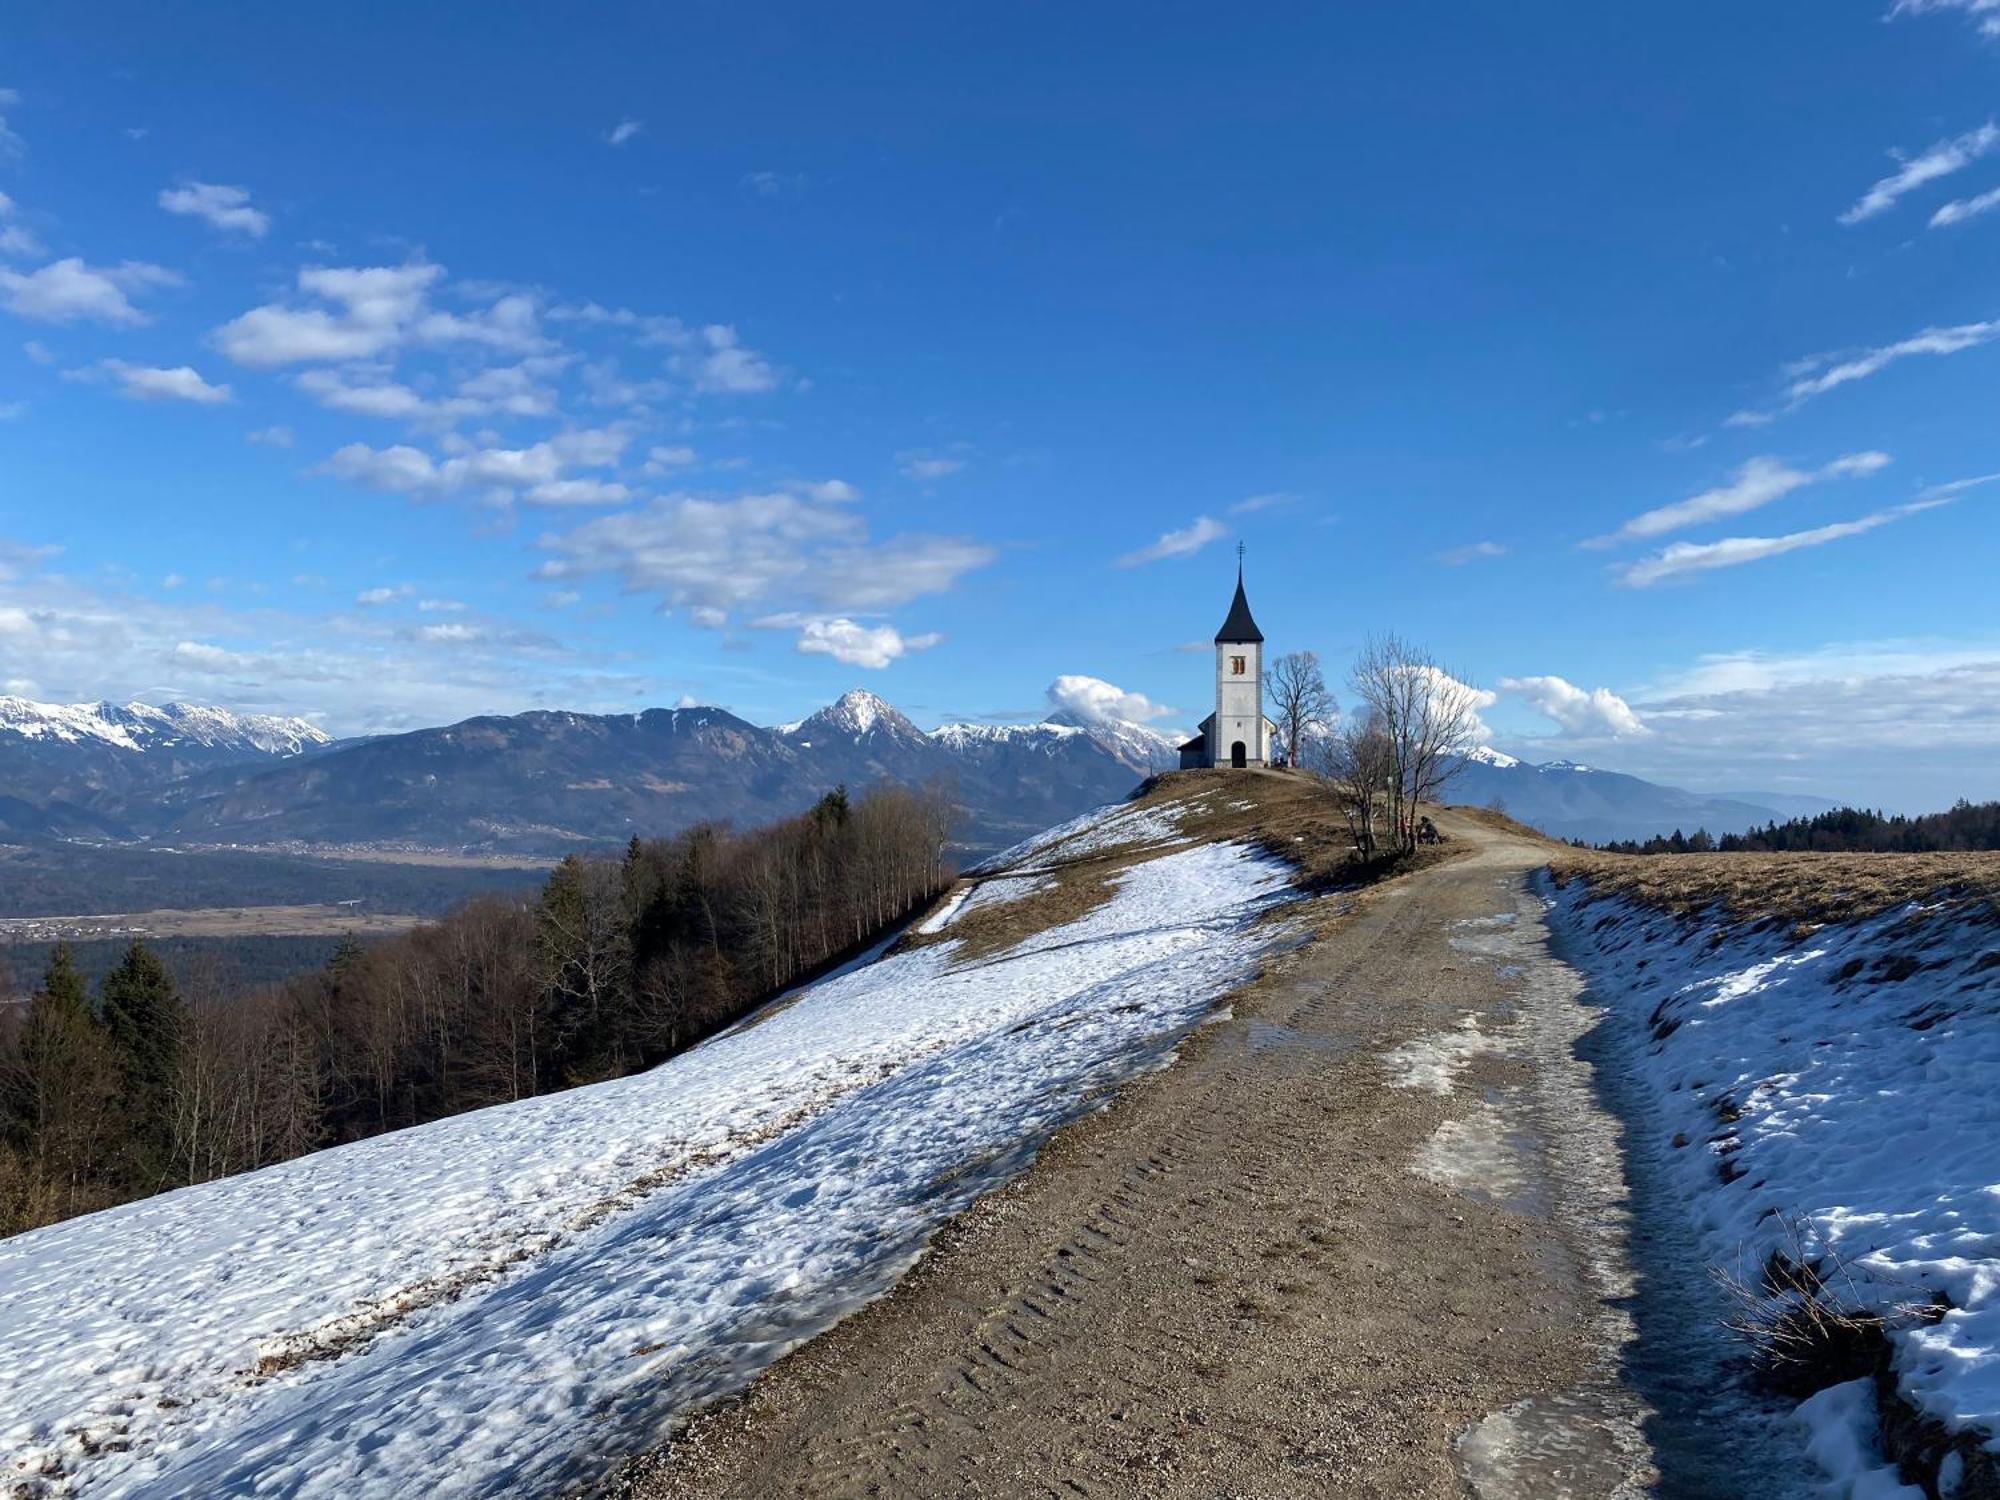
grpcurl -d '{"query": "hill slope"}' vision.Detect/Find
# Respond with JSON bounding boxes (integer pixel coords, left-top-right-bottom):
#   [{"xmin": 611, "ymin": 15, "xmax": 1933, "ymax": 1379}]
[{"xmin": 0, "ymin": 778, "xmax": 1297, "ymax": 1498}]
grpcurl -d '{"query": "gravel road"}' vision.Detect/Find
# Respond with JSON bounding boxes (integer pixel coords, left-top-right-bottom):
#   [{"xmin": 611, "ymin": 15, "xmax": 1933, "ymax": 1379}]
[{"xmin": 621, "ymin": 813, "xmax": 1667, "ymax": 1499}]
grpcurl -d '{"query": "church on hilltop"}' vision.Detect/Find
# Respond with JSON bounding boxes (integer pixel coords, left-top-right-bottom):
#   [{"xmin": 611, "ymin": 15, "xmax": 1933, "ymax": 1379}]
[{"xmin": 1178, "ymin": 556, "xmax": 1279, "ymax": 770}]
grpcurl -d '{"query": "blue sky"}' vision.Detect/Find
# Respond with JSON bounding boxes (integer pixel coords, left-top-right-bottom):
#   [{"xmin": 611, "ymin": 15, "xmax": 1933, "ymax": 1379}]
[{"xmin": 3, "ymin": 1, "xmax": 1999, "ymax": 808}]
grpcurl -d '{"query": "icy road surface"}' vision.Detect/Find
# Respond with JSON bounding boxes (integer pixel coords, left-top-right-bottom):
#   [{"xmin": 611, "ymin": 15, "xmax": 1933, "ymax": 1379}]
[{"xmin": 0, "ymin": 813, "xmax": 1295, "ymax": 1499}]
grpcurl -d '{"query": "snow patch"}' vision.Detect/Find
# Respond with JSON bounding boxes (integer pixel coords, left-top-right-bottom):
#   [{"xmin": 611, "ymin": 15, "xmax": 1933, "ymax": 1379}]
[
  {"xmin": 0, "ymin": 837, "xmax": 1297, "ymax": 1497},
  {"xmin": 1550, "ymin": 880, "xmax": 2000, "ymax": 1477}
]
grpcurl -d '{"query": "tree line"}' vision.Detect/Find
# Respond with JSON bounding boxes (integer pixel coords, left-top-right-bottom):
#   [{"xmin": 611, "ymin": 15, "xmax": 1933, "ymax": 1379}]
[
  {"xmin": 1589, "ymin": 799, "xmax": 2000, "ymax": 856},
  {"xmin": 0, "ymin": 781, "xmax": 955, "ymax": 1237}
]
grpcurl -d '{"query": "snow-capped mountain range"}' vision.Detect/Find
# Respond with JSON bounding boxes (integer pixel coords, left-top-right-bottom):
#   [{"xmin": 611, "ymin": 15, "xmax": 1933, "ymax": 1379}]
[
  {"xmin": 0, "ymin": 697, "xmax": 331, "ymax": 756},
  {"xmin": 0, "ymin": 689, "xmax": 1175, "ymax": 855},
  {"xmin": 0, "ymin": 688, "xmax": 1825, "ymax": 853}
]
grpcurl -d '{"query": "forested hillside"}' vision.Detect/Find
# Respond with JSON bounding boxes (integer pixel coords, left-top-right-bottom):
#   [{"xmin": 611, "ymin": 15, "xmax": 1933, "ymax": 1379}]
[{"xmin": 0, "ymin": 782, "xmax": 954, "ymax": 1236}]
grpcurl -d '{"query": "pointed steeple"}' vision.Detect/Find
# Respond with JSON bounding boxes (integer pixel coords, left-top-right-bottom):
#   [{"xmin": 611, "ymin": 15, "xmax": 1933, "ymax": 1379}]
[{"xmin": 1213, "ymin": 549, "xmax": 1264, "ymax": 643}]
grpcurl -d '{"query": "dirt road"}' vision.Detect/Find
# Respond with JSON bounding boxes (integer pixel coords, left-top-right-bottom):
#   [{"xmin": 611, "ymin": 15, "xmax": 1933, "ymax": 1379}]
[{"xmin": 624, "ymin": 814, "xmax": 1657, "ymax": 1499}]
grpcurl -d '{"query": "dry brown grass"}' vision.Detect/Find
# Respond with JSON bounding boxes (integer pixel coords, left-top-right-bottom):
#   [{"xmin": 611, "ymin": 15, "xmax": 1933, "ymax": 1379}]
[
  {"xmin": 903, "ymin": 769, "xmax": 1401, "ymax": 961},
  {"xmin": 1552, "ymin": 848, "xmax": 2000, "ymax": 925}
]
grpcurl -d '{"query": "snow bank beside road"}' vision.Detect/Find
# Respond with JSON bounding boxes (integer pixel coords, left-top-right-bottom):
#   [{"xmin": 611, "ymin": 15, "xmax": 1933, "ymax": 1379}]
[
  {"xmin": 1549, "ymin": 878, "xmax": 2000, "ymax": 1494},
  {"xmin": 1, "ymin": 804, "xmax": 1296, "ymax": 1499}
]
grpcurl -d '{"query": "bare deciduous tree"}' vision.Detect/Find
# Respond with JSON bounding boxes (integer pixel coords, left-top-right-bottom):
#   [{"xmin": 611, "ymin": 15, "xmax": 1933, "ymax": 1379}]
[
  {"xmin": 1263, "ymin": 650, "xmax": 1334, "ymax": 769},
  {"xmin": 1351, "ymin": 634, "xmax": 1485, "ymax": 852},
  {"xmin": 1311, "ymin": 711, "xmax": 1397, "ymax": 858}
]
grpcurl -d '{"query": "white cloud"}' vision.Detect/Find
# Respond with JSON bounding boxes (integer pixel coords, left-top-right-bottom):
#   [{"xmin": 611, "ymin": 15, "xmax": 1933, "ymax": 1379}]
[
  {"xmin": 1839, "ymin": 122, "xmax": 1999, "ymax": 224},
  {"xmin": 0, "ymin": 192, "xmax": 42, "ymax": 258},
  {"xmin": 1499, "ymin": 675, "xmax": 1650, "ymax": 738},
  {"xmin": 158, "ymin": 181, "xmax": 270, "ymax": 238},
  {"xmin": 418, "ymin": 622, "xmax": 481, "ymax": 643},
  {"xmin": 0, "ymin": 257, "xmax": 179, "ymax": 326},
  {"xmin": 1116, "ymin": 515, "xmax": 1227, "ymax": 567},
  {"xmin": 606, "ymin": 118, "xmax": 644, "ymax": 147},
  {"xmin": 246, "ymin": 425, "xmax": 294, "ymax": 448},
  {"xmin": 1741, "ymin": 321, "xmax": 2000, "ymax": 420},
  {"xmin": 296, "ymin": 367, "xmax": 431, "ymax": 419},
  {"xmin": 85, "ymin": 359, "xmax": 233, "ymax": 404},
  {"xmin": 898, "ymin": 451, "xmax": 966, "ymax": 481},
  {"xmin": 0, "ymin": 87, "xmax": 22, "ymax": 158},
  {"xmin": 1929, "ymin": 184, "xmax": 2000, "ymax": 227},
  {"xmin": 1230, "ymin": 492, "xmax": 1296, "ymax": 514},
  {"xmin": 524, "ymin": 478, "xmax": 632, "ymax": 507},
  {"xmin": 417, "ymin": 598, "xmax": 466, "ymax": 612},
  {"xmin": 414, "ymin": 294, "xmax": 548, "ymax": 355},
  {"xmin": 1592, "ymin": 451, "xmax": 1890, "ymax": 546},
  {"xmin": 673, "ymin": 324, "xmax": 778, "ymax": 394},
  {"xmin": 1888, "ymin": 0, "xmax": 2000, "ymax": 38},
  {"xmin": 355, "ymin": 585, "xmax": 409, "ymax": 606},
  {"xmin": 322, "ymin": 442, "xmax": 442, "ymax": 493},
  {"xmin": 789, "ymin": 617, "xmax": 942, "ymax": 669},
  {"xmin": 797, "ymin": 478, "xmax": 857, "ymax": 502},
  {"xmin": 1045, "ymin": 674, "xmax": 1175, "ymax": 725},
  {"xmin": 1618, "ymin": 500, "xmax": 1949, "ymax": 587},
  {"xmin": 1440, "ymin": 540, "xmax": 1507, "ymax": 565},
  {"xmin": 213, "ymin": 262, "xmax": 444, "ymax": 366},
  {"xmin": 643, "ymin": 445, "xmax": 697, "ymax": 474},
  {"xmin": 534, "ymin": 490, "xmax": 994, "ymax": 624}
]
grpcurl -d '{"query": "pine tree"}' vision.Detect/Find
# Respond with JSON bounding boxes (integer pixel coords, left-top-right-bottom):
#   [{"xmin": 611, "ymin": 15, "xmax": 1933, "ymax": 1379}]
[
  {"xmin": 100, "ymin": 940, "xmax": 189, "ymax": 1188},
  {"xmin": 7, "ymin": 944, "xmax": 118, "ymax": 1217}
]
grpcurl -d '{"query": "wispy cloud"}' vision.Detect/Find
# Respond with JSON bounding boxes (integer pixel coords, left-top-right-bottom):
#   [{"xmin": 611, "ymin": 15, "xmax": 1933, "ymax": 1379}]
[
  {"xmin": 1839, "ymin": 121, "xmax": 1998, "ymax": 224},
  {"xmin": 1930, "ymin": 184, "xmax": 2000, "ymax": 227},
  {"xmin": 897, "ymin": 448, "xmax": 967, "ymax": 481},
  {"xmin": 1729, "ymin": 320, "xmax": 2000, "ymax": 425},
  {"xmin": 159, "ymin": 181, "xmax": 270, "ymax": 238},
  {"xmin": 1618, "ymin": 499, "xmax": 1949, "ymax": 587},
  {"xmin": 1440, "ymin": 540, "xmax": 1507, "ymax": 566},
  {"xmin": 72, "ymin": 359, "xmax": 233, "ymax": 404},
  {"xmin": 1591, "ymin": 451, "xmax": 1889, "ymax": 548},
  {"xmin": 1229, "ymin": 492, "xmax": 1296, "ymax": 515},
  {"xmin": 606, "ymin": 118, "xmax": 644, "ymax": 147},
  {"xmin": 1116, "ymin": 515, "xmax": 1227, "ymax": 567},
  {"xmin": 1887, "ymin": 0, "xmax": 2000, "ymax": 39},
  {"xmin": 0, "ymin": 87, "xmax": 22, "ymax": 158}
]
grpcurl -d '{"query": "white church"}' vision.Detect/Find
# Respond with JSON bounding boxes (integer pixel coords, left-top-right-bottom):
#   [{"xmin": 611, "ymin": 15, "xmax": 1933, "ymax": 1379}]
[{"xmin": 1178, "ymin": 558, "xmax": 1280, "ymax": 770}]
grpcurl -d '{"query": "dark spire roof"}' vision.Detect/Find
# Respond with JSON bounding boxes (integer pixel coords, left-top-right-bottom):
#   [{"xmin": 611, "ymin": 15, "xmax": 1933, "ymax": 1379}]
[{"xmin": 1214, "ymin": 561, "xmax": 1264, "ymax": 643}]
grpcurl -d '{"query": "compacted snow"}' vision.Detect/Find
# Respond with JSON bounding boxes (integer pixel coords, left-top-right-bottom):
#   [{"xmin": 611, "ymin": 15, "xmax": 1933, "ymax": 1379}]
[
  {"xmin": 1550, "ymin": 880, "xmax": 2000, "ymax": 1496},
  {"xmin": 0, "ymin": 800, "xmax": 1295, "ymax": 1498}
]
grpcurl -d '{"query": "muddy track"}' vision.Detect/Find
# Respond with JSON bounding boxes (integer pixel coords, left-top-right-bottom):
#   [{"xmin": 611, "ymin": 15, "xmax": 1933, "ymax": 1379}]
[{"xmin": 623, "ymin": 818, "xmax": 1631, "ymax": 1499}]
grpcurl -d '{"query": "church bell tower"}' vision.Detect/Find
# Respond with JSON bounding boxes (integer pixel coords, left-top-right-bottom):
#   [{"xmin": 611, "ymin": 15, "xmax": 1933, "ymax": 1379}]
[{"xmin": 1210, "ymin": 547, "xmax": 1266, "ymax": 769}]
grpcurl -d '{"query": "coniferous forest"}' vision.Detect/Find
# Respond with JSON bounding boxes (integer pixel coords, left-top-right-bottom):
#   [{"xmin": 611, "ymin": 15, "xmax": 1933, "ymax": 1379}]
[
  {"xmin": 0, "ymin": 781, "xmax": 955, "ymax": 1237},
  {"xmin": 1589, "ymin": 800, "xmax": 2000, "ymax": 856}
]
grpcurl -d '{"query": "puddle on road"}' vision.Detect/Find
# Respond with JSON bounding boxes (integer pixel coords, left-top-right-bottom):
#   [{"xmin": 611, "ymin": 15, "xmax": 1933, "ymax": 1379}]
[
  {"xmin": 1244, "ymin": 1019, "xmax": 1353, "ymax": 1056},
  {"xmin": 1415, "ymin": 1101, "xmax": 1551, "ymax": 1216},
  {"xmin": 1460, "ymin": 1387, "xmax": 1655, "ymax": 1500}
]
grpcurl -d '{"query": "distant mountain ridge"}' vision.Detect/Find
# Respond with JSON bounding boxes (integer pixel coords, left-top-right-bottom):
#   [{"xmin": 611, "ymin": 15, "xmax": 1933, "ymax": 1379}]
[
  {"xmin": 1, "ymin": 690, "xmax": 1830, "ymax": 854},
  {"xmin": 1448, "ymin": 747, "xmax": 1836, "ymax": 845},
  {"xmin": 2, "ymin": 689, "xmax": 1177, "ymax": 857}
]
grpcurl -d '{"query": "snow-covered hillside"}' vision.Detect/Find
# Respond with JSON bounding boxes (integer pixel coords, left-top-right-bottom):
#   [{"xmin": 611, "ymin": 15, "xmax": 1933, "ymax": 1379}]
[
  {"xmin": 0, "ymin": 697, "xmax": 330, "ymax": 756},
  {"xmin": 1549, "ymin": 879, "xmax": 2000, "ymax": 1497},
  {"xmin": 0, "ymin": 793, "xmax": 1298, "ymax": 1498}
]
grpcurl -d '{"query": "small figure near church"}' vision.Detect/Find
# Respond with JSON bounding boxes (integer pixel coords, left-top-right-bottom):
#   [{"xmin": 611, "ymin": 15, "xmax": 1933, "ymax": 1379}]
[{"xmin": 1179, "ymin": 549, "xmax": 1280, "ymax": 770}]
